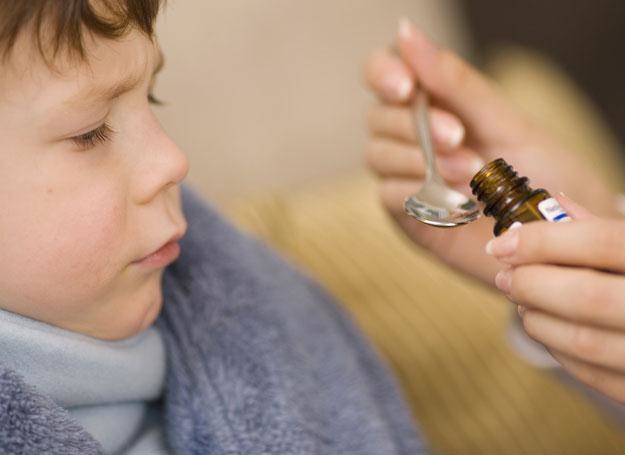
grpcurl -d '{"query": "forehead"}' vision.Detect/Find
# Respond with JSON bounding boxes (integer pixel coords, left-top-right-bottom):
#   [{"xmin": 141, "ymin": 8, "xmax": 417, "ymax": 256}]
[{"xmin": 0, "ymin": 28, "xmax": 158, "ymax": 108}]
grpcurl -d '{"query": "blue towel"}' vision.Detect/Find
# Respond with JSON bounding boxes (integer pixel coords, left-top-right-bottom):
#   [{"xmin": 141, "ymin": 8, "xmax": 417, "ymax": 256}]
[{"xmin": 0, "ymin": 183, "xmax": 427, "ymax": 454}]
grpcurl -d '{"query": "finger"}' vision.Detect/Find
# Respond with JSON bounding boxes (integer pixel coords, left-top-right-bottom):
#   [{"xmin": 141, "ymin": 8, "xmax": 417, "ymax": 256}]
[
  {"xmin": 498, "ymin": 264, "xmax": 625, "ymax": 331},
  {"xmin": 364, "ymin": 48, "xmax": 414, "ymax": 103},
  {"xmin": 485, "ymin": 218, "xmax": 625, "ymax": 273},
  {"xmin": 367, "ymin": 103, "xmax": 466, "ymax": 151},
  {"xmin": 551, "ymin": 349, "xmax": 625, "ymax": 404},
  {"xmin": 555, "ymin": 192, "xmax": 596, "ymax": 221},
  {"xmin": 367, "ymin": 139, "xmax": 423, "ymax": 179},
  {"xmin": 521, "ymin": 308, "xmax": 625, "ymax": 373},
  {"xmin": 397, "ymin": 19, "xmax": 531, "ymax": 146},
  {"xmin": 366, "ymin": 138, "xmax": 483, "ymax": 183}
]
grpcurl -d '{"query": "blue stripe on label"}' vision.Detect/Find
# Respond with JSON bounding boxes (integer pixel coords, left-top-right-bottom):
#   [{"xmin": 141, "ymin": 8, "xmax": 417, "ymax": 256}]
[{"xmin": 554, "ymin": 213, "xmax": 569, "ymax": 221}]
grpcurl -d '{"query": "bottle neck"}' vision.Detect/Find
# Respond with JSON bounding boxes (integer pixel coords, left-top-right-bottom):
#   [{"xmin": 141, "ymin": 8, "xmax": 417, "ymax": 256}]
[{"xmin": 470, "ymin": 159, "xmax": 535, "ymax": 221}]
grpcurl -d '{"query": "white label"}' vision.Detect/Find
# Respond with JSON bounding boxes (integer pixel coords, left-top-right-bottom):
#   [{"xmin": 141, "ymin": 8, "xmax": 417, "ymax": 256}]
[{"xmin": 537, "ymin": 197, "xmax": 571, "ymax": 223}]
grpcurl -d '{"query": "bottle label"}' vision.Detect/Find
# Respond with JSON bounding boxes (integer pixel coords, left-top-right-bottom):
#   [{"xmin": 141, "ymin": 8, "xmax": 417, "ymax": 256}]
[{"xmin": 537, "ymin": 198, "xmax": 571, "ymax": 223}]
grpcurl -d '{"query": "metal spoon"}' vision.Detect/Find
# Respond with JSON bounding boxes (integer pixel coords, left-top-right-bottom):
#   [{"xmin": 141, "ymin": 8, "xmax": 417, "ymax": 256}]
[{"xmin": 404, "ymin": 90, "xmax": 481, "ymax": 227}]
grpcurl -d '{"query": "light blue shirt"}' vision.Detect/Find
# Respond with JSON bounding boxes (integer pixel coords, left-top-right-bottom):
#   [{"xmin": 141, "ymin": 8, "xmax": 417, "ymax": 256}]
[{"xmin": 0, "ymin": 308, "xmax": 169, "ymax": 454}]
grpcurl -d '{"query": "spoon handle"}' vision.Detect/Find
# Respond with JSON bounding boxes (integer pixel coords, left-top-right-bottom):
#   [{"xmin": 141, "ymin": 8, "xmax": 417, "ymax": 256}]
[{"xmin": 414, "ymin": 90, "xmax": 443, "ymax": 184}]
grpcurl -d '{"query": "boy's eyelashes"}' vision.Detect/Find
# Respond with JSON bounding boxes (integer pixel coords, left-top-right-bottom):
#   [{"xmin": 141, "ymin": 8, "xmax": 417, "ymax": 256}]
[
  {"xmin": 71, "ymin": 122, "xmax": 114, "ymax": 150},
  {"xmin": 69, "ymin": 91, "xmax": 163, "ymax": 151}
]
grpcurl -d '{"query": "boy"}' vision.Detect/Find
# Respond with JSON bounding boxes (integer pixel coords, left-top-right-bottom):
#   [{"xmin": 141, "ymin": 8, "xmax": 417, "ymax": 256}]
[{"xmin": 0, "ymin": 2, "xmax": 425, "ymax": 454}]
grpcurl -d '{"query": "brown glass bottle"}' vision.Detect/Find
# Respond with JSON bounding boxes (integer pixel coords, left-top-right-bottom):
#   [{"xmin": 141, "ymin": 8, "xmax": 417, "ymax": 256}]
[{"xmin": 470, "ymin": 158, "xmax": 570, "ymax": 236}]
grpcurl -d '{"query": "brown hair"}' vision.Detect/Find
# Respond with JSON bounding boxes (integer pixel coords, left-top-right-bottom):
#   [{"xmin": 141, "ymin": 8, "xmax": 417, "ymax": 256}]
[{"xmin": 0, "ymin": 0, "xmax": 163, "ymax": 63}]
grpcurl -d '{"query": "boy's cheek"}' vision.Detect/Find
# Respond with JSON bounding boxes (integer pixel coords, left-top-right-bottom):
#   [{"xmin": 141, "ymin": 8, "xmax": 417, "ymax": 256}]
[
  {"xmin": 0, "ymin": 191, "xmax": 128, "ymax": 315},
  {"xmin": 0, "ymin": 154, "xmax": 185, "ymax": 335}
]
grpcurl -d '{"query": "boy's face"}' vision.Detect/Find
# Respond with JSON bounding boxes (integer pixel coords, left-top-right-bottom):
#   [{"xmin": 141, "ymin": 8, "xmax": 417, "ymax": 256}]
[{"xmin": 0, "ymin": 29, "xmax": 189, "ymax": 340}]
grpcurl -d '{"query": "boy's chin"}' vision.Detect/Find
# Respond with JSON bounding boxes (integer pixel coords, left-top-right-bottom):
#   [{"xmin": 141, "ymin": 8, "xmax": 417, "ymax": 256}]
[
  {"xmin": 135, "ymin": 291, "xmax": 164, "ymax": 334},
  {"xmin": 89, "ymin": 282, "xmax": 165, "ymax": 341},
  {"xmin": 116, "ymin": 293, "xmax": 164, "ymax": 340}
]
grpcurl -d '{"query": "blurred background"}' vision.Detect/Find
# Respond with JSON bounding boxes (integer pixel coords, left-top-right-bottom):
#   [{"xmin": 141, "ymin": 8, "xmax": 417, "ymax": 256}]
[
  {"xmin": 155, "ymin": 0, "xmax": 625, "ymax": 206},
  {"xmin": 155, "ymin": 0, "xmax": 472, "ymax": 204},
  {"xmin": 463, "ymin": 0, "xmax": 625, "ymax": 150},
  {"xmin": 155, "ymin": 1, "xmax": 625, "ymax": 453}
]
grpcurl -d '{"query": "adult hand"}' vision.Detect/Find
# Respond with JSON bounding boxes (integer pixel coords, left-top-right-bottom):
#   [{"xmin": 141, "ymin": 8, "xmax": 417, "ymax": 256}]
[
  {"xmin": 488, "ymin": 196, "xmax": 625, "ymax": 403},
  {"xmin": 364, "ymin": 19, "xmax": 615, "ymax": 284}
]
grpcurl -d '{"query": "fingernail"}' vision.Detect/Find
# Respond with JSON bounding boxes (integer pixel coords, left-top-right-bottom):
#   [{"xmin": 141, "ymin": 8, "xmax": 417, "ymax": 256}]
[
  {"xmin": 431, "ymin": 114, "xmax": 465, "ymax": 148},
  {"xmin": 383, "ymin": 72, "xmax": 413, "ymax": 101},
  {"xmin": 398, "ymin": 18, "xmax": 435, "ymax": 54},
  {"xmin": 517, "ymin": 305, "xmax": 526, "ymax": 317},
  {"xmin": 469, "ymin": 156, "xmax": 486, "ymax": 175},
  {"xmin": 495, "ymin": 269, "xmax": 512, "ymax": 294},
  {"xmin": 485, "ymin": 227, "xmax": 520, "ymax": 257},
  {"xmin": 397, "ymin": 78, "xmax": 413, "ymax": 99},
  {"xmin": 398, "ymin": 17, "xmax": 414, "ymax": 41}
]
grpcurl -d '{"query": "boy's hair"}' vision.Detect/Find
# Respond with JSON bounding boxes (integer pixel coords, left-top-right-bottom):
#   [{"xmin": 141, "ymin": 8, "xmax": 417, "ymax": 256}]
[{"xmin": 0, "ymin": 0, "xmax": 162, "ymax": 63}]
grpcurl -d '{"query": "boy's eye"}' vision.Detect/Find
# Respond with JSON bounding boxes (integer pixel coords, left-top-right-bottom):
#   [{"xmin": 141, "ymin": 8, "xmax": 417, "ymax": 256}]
[
  {"xmin": 70, "ymin": 92, "xmax": 161, "ymax": 150},
  {"xmin": 71, "ymin": 122, "xmax": 114, "ymax": 150}
]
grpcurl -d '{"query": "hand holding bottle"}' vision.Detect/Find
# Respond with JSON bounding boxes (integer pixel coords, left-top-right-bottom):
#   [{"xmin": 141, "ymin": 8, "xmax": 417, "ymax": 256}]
[{"xmin": 487, "ymin": 196, "xmax": 625, "ymax": 403}]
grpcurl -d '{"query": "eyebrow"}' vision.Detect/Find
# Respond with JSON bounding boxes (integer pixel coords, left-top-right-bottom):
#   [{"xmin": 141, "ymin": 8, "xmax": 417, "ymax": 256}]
[{"xmin": 66, "ymin": 49, "xmax": 164, "ymax": 106}]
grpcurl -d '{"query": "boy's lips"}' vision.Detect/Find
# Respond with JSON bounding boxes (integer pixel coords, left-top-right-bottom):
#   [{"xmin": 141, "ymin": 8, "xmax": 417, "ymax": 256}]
[{"xmin": 133, "ymin": 228, "xmax": 186, "ymax": 267}]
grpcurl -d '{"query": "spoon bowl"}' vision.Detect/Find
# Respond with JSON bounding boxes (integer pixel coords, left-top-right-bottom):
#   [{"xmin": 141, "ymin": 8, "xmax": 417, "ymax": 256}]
[
  {"xmin": 404, "ymin": 91, "xmax": 481, "ymax": 227},
  {"xmin": 404, "ymin": 180, "xmax": 481, "ymax": 227}
]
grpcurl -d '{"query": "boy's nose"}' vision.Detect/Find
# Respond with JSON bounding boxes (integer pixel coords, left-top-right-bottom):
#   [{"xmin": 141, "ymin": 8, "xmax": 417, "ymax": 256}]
[{"xmin": 133, "ymin": 117, "xmax": 189, "ymax": 205}]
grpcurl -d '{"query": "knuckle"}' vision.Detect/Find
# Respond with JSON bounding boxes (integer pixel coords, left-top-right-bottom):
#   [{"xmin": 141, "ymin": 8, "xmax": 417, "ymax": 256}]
[
  {"xmin": 366, "ymin": 141, "xmax": 396, "ymax": 177},
  {"xmin": 365, "ymin": 140, "xmax": 380, "ymax": 164},
  {"xmin": 379, "ymin": 182, "xmax": 403, "ymax": 215},
  {"xmin": 378, "ymin": 183, "xmax": 392, "ymax": 209},
  {"xmin": 393, "ymin": 108, "xmax": 414, "ymax": 142},
  {"xmin": 366, "ymin": 145, "xmax": 393, "ymax": 177},
  {"xmin": 438, "ymin": 50, "xmax": 470, "ymax": 90},
  {"xmin": 578, "ymin": 367, "xmax": 604, "ymax": 390},
  {"xmin": 364, "ymin": 49, "xmax": 394, "ymax": 90},
  {"xmin": 571, "ymin": 325, "xmax": 601, "ymax": 359},
  {"xmin": 364, "ymin": 49, "xmax": 384, "ymax": 74},
  {"xmin": 520, "ymin": 312, "xmax": 539, "ymax": 340},
  {"xmin": 515, "ymin": 226, "xmax": 543, "ymax": 262},
  {"xmin": 364, "ymin": 141, "xmax": 381, "ymax": 170},
  {"xmin": 593, "ymin": 224, "xmax": 620, "ymax": 261},
  {"xmin": 509, "ymin": 267, "xmax": 531, "ymax": 303},
  {"xmin": 366, "ymin": 105, "xmax": 413, "ymax": 142},
  {"xmin": 366, "ymin": 139, "xmax": 424, "ymax": 179},
  {"xmin": 573, "ymin": 274, "xmax": 606, "ymax": 319}
]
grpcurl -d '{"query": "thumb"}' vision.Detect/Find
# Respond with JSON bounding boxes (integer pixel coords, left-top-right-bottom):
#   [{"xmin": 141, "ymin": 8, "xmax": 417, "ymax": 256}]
[{"xmin": 397, "ymin": 19, "xmax": 530, "ymax": 147}]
